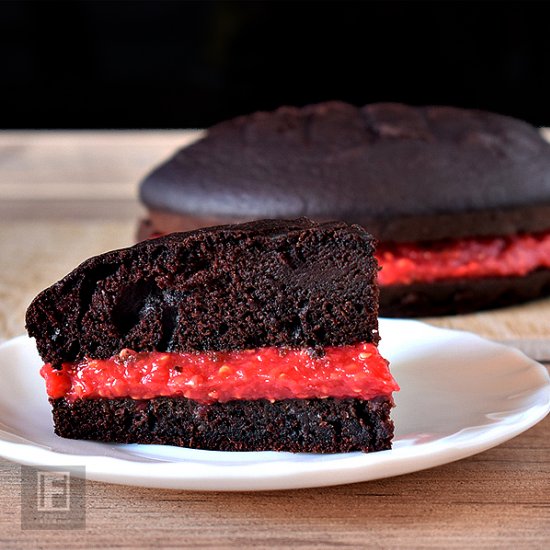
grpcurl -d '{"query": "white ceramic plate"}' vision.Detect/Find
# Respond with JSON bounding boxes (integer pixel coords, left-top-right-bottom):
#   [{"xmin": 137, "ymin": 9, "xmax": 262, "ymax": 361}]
[{"xmin": 0, "ymin": 319, "xmax": 548, "ymax": 491}]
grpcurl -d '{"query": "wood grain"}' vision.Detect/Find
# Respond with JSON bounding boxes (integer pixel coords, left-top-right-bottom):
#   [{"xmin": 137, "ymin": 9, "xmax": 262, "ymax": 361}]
[{"xmin": 0, "ymin": 131, "xmax": 549, "ymax": 549}]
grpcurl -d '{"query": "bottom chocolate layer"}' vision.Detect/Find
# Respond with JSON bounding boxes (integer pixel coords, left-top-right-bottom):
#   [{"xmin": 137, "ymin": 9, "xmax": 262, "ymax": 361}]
[
  {"xmin": 50, "ymin": 396, "xmax": 394, "ymax": 453},
  {"xmin": 380, "ymin": 268, "xmax": 550, "ymax": 317}
]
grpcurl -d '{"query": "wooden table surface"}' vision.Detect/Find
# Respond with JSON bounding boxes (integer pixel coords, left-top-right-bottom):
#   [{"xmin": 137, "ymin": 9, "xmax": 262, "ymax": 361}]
[{"xmin": 0, "ymin": 132, "xmax": 548, "ymax": 549}]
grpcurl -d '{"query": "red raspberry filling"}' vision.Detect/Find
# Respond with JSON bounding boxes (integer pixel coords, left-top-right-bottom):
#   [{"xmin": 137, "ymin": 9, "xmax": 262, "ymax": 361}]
[
  {"xmin": 377, "ymin": 230, "xmax": 550, "ymax": 286},
  {"xmin": 41, "ymin": 343, "xmax": 398, "ymax": 404}
]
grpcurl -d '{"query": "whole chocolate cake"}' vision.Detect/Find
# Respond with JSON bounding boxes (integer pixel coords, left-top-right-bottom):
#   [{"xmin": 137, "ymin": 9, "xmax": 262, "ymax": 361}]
[
  {"xmin": 26, "ymin": 218, "xmax": 398, "ymax": 453},
  {"xmin": 139, "ymin": 102, "xmax": 550, "ymax": 316}
]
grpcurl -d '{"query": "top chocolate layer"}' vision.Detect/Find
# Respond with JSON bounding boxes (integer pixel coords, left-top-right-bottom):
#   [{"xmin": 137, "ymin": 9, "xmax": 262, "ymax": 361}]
[
  {"xmin": 140, "ymin": 102, "xmax": 550, "ymax": 242},
  {"xmin": 26, "ymin": 218, "xmax": 379, "ymax": 366}
]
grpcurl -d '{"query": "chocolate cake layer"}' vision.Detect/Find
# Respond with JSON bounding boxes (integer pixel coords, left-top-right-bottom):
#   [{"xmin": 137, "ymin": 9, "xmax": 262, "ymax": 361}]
[
  {"xmin": 50, "ymin": 396, "xmax": 394, "ymax": 453},
  {"xmin": 380, "ymin": 268, "xmax": 550, "ymax": 317},
  {"xmin": 140, "ymin": 102, "xmax": 550, "ymax": 242},
  {"xmin": 26, "ymin": 218, "xmax": 379, "ymax": 366}
]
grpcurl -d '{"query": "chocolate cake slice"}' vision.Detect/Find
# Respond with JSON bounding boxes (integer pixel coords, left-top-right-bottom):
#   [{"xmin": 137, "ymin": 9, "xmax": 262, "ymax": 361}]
[
  {"xmin": 26, "ymin": 219, "xmax": 398, "ymax": 453},
  {"xmin": 138, "ymin": 102, "xmax": 550, "ymax": 316}
]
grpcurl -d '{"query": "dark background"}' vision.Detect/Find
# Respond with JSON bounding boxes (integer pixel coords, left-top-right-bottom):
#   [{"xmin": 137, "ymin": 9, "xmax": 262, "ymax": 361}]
[{"xmin": 2, "ymin": 0, "xmax": 550, "ymax": 129}]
